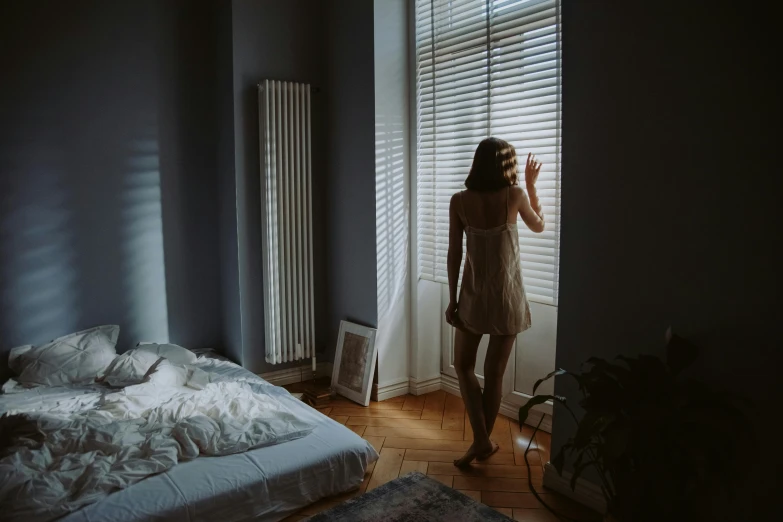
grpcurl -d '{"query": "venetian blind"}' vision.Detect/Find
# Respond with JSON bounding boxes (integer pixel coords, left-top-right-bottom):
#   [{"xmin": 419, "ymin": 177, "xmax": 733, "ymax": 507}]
[{"xmin": 416, "ymin": 0, "xmax": 562, "ymax": 305}]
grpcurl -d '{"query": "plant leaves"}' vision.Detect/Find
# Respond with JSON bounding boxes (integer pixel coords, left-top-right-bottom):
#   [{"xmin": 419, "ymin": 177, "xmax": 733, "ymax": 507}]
[
  {"xmin": 525, "ymin": 337, "xmax": 754, "ymax": 518},
  {"xmin": 571, "ymin": 459, "xmax": 598, "ymax": 491},
  {"xmin": 571, "ymin": 449, "xmax": 585, "ymax": 487},
  {"xmin": 585, "ymin": 357, "xmax": 634, "ymax": 390},
  {"xmin": 531, "ymin": 368, "xmax": 567, "ymax": 395},
  {"xmin": 573, "ymin": 410, "xmax": 613, "ymax": 448},
  {"xmin": 552, "ymin": 446, "xmax": 568, "ymax": 476},
  {"xmin": 601, "ymin": 419, "xmax": 630, "ymax": 464},
  {"xmin": 518, "ymin": 394, "xmax": 564, "ymax": 426},
  {"xmin": 569, "ymin": 471, "xmax": 579, "ymax": 492},
  {"xmin": 578, "ymin": 376, "xmax": 625, "ymax": 415}
]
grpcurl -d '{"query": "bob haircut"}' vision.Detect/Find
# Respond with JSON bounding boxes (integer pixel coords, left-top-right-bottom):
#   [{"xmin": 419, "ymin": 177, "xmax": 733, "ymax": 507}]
[{"xmin": 464, "ymin": 137, "xmax": 518, "ymax": 192}]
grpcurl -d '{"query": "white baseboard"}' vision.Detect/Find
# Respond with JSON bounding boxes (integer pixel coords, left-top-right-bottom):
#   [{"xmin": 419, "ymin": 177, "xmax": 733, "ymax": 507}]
[
  {"xmin": 372, "ymin": 377, "xmax": 410, "ymax": 401},
  {"xmin": 543, "ymin": 462, "xmax": 607, "ymax": 514},
  {"xmin": 440, "ymin": 372, "xmax": 461, "ymax": 396},
  {"xmin": 259, "ymin": 362, "xmax": 332, "ymax": 386},
  {"xmin": 440, "ymin": 373, "xmax": 552, "ymax": 433},
  {"xmin": 409, "ymin": 375, "xmax": 441, "ymax": 396}
]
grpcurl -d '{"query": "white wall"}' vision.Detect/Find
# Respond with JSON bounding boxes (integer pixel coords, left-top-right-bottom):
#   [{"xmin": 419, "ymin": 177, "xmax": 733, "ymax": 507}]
[
  {"xmin": 515, "ymin": 302, "xmax": 557, "ymax": 396},
  {"xmin": 413, "ymin": 279, "xmax": 444, "ymax": 385},
  {"xmin": 374, "ymin": 0, "xmax": 411, "ymax": 393}
]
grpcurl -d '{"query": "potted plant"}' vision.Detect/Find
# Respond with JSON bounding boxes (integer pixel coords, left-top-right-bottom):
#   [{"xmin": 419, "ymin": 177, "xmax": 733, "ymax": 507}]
[{"xmin": 519, "ymin": 330, "xmax": 752, "ymax": 522}]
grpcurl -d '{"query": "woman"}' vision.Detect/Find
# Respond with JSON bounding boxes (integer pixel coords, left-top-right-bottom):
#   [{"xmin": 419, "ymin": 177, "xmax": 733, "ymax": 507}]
[{"xmin": 445, "ymin": 137, "xmax": 545, "ymax": 467}]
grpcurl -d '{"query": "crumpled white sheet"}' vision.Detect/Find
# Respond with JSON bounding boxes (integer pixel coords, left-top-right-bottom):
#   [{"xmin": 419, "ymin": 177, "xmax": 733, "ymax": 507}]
[
  {"xmin": 0, "ymin": 380, "xmax": 314, "ymax": 522},
  {"xmin": 0, "ymin": 381, "xmax": 106, "ymax": 416}
]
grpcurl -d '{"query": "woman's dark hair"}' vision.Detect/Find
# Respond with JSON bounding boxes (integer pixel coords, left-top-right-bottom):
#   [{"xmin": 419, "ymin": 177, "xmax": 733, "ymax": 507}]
[{"xmin": 464, "ymin": 137, "xmax": 518, "ymax": 192}]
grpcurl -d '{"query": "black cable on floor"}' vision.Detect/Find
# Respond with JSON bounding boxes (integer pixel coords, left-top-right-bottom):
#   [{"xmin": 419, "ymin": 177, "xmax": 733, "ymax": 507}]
[{"xmin": 522, "ymin": 415, "xmax": 602, "ymax": 522}]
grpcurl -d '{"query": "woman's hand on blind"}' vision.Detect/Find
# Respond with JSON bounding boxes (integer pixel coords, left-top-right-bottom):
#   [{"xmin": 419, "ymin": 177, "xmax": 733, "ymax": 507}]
[
  {"xmin": 524, "ymin": 152, "xmax": 542, "ymax": 187},
  {"xmin": 524, "ymin": 153, "xmax": 544, "ymax": 219}
]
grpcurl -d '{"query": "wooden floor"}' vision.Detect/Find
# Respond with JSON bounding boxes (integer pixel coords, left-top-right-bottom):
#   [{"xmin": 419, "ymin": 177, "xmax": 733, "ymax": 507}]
[{"xmin": 281, "ymin": 386, "xmax": 598, "ymax": 521}]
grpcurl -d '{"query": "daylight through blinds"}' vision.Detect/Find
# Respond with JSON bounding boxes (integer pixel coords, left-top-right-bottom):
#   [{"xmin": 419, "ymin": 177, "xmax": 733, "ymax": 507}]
[{"xmin": 416, "ymin": 0, "xmax": 562, "ymax": 305}]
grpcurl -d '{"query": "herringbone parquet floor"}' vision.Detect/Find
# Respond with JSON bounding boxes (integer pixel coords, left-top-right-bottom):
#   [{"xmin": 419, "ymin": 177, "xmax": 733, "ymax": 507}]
[{"xmin": 281, "ymin": 386, "xmax": 598, "ymax": 521}]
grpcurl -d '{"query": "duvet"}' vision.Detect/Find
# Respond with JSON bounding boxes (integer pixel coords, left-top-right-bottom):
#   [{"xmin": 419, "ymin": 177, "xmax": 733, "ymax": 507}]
[{"xmin": 0, "ymin": 379, "xmax": 313, "ymax": 522}]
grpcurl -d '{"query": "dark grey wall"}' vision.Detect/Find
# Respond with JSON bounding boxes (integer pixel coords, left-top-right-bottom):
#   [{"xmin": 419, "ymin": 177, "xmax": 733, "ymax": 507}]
[
  {"xmin": 0, "ymin": 0, "xmax": 222, "ymax": 381},
  {"xmin": 215, "ymin": 0, "xmax": 242, "ymax": 365},
  {"xmin": 557, "ymin": 2, "xmax": 780, "ymax": 520},
  {"xmin": 156, "ymin": 1, "xmax": 221, "ymax": 355},
  {"xmin": 214, "ymin": 0, "xmax": 379, "ymax": 372},
  {"xmin": 324, "ymin": 0, "xmax": 378, "ymax": 360},
  {"xmin": 229, "ymin": 0, "xmax": 329, "ymax": 373},
  {"xmin": 1, "ymin": 0, "xmax": 383, "ymax": 381}
]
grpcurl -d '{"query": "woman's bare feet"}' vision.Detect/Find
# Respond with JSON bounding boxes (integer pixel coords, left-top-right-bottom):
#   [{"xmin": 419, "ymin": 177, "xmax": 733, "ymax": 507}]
[
  {"xmin": 453, "ymin": 440, "xmax": 494, "ymax": 468},
  {"xmin": 476, "ymin": 440, "xmax": 500, "ymax": 461}
]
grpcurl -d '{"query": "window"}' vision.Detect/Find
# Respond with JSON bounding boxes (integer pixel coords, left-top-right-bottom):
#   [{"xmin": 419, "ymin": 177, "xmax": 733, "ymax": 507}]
[{"xmin": 415, "ymin": 0, "xmax": 562, "ymax": 305}]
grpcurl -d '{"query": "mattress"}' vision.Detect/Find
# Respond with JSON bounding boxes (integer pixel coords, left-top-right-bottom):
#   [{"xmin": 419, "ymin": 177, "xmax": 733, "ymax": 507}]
[{"xmin": 1, "ymin": 354, "xmax": 378, "ymax": 522}]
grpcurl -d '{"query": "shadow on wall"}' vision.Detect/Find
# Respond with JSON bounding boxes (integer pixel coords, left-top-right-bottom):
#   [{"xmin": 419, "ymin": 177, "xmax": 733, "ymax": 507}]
[
  {"xmin": 0, "ymin": 110, "xmax": 171, "ymax": 381},
  {"xmin": 0, "ymin": 0, "xmax": 220, "ymax": 381},
  {"xmin": 0, "ymin": 143, "xmax": 82, "ymax": 348},
  {"xmin": 120, "ymin": 126, "xmax": 170, "ymax": 344}
]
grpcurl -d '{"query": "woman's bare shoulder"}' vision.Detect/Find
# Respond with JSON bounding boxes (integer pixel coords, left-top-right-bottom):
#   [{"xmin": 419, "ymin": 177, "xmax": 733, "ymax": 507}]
[
  {"xmin": 508, "ymin": 185, "xmax": 530, "ymax": 209},
  {"xmin": 509, "ymin": 185, "xmax": 526, "ymax": 200},
  {"xmin": 449, "ymin": 190, "xmax": 464, "ymax": 210}
]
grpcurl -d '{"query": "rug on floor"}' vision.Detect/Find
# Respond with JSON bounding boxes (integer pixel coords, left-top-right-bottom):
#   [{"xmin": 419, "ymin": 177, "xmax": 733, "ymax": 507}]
[{"xmin": 307, "ymin": 471, "xmax": 513, "ymax": 521}]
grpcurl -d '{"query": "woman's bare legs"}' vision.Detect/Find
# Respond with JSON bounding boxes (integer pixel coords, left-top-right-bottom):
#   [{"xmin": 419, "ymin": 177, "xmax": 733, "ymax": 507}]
[
  {"xmin": 477, "ymin": 334, "xmax": 516, "ymax": 459},
  {"xmin": 453, "ymin": 328, "xmax": 492, "ymax": 467}
]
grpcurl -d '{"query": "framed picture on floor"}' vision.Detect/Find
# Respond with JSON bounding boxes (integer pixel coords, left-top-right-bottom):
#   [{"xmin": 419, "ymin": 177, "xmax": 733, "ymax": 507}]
[{"xmin": 331, "ymin": 320, "xmax": 378, "ymax": 406}]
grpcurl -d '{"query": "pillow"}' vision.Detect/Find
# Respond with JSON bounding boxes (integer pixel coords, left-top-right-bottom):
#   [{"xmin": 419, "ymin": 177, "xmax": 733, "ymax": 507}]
[
  {"xmin": 11, "ymin": 325, "xmax": 119, "ymax": 386},
  {"xmin": 8, "ymin": 345, "xmax": 33, "ymax": 375},
  {"xmin": 143, "ymin": 358, "xmax": 189, "ymax": 387},
  {"xmin": 100, "ymin": 350, "xmax": 163, "ymax": 387},
  {"xmin": 101, "ymin": 342, "xmax": 198, "ymax": 387},
  {"xmin": 135, "ymin": 342, "xmax": 198, "ymax": 366}
]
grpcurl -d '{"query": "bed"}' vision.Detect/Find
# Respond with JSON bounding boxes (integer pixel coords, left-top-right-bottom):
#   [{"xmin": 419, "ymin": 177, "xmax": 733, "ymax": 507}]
[{"xmin": 0, "ymin": 351, "xmax": 378, "ymax": 522}]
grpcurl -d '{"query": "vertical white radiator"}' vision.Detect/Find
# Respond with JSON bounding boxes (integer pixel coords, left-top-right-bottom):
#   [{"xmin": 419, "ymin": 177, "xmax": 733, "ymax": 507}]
[{"xmin": 258, "ymin": 80, "xmax": 315, "ymax": 365}]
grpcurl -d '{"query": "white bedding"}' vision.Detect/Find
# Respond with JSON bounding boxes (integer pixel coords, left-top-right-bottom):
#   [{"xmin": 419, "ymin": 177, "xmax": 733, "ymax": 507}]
[
  {"xmin": 100, "ymin": 342, "xmax": 200, "ymax": 388},
  {"xmin": 10, "ymin": 325, "xmax": 119, "ymax": 387},
  {"xmin": 1, "ymin": 354, "xmax": 378, "ymax": 522}
]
